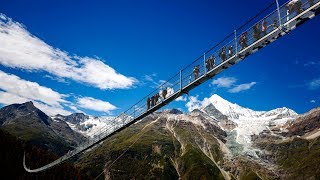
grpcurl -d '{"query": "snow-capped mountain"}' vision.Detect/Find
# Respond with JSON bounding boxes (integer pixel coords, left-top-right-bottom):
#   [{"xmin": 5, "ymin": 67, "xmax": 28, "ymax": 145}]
[
  {"xmin": 201, "ymin": 94, "xmax": 298, "ymax": 156},
  {"xmin": 53, "ymin": 113, "xmax": 132, "ymax": 138},
  {"xmin": 203, "ymin": 94, "xmax": 297, "ymax": 120}
]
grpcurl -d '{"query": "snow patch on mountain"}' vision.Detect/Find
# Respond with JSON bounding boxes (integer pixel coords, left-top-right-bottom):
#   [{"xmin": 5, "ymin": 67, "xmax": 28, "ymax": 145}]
[
  {"xmin": 53, "ymin": 114, "xmax": 129, "ymax": 138},
  {"xmin": 199, "ymin": 94, "xmax": 298, "ymax": 156}
]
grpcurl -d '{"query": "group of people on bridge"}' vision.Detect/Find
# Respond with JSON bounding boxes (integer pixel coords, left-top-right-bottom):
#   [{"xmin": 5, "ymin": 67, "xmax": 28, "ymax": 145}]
[
  {"xmin": 147, "ymin": 0, "xmax": 316, "ymax": 112},
  {"xmin": 147, "ymin": 87, "xmax": 170, "ymax": 110},
  {"xmin": 190, "ymin": 0, "xmax": 315, "ymax": 82}
]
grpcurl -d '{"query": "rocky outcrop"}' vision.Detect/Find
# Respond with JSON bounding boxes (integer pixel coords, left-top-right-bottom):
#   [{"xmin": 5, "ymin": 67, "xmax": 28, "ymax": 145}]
[
  {"xmin": 77, "ymin": 110, "xmax": 229, "ymax": 179},
  {"xmin": 283, "ymin": 107, "xmax": 320, "ymax": 137},
  {"xmin": 0, "ymin": 102, "xmax": 86, "ymax": 154}
]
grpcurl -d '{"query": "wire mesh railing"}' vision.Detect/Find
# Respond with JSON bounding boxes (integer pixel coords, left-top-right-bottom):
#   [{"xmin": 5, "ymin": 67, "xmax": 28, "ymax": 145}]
[
  {"xmin": 25, "ymin": 0, "xmax": 320, "ymax": 172},
  {"xmin": 77, "ymin": 0, "xmax": 319, "ymax": 152},
  {"xmin": 78, "ymin": 0, "xmax": 320, "ymax": 152}
]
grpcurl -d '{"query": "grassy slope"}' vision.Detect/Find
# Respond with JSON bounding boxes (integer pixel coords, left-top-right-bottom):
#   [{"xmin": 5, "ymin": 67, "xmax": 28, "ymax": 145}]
[
  {"xmin": 77, "ymin": 116, "xmax": 226, "ymax": 179},
  {"xmin": 269, "ymin": 137, "xmax": 320, "ymax": 179},
  {"xmin": 0, "ymin": 129, "xmax": 88, "ymax": 179}
]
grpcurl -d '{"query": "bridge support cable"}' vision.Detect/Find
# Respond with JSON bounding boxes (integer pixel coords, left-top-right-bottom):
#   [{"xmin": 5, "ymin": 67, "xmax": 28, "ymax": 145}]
[{"xmin": 24, "ymin": 0, "xmax": 320, "ymax": 172}]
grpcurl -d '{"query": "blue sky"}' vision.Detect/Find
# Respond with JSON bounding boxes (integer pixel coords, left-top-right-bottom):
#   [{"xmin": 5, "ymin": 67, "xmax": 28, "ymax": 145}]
[{"xmin": 0, "ymin": 0, "xmax": 319, "ymax": 116}]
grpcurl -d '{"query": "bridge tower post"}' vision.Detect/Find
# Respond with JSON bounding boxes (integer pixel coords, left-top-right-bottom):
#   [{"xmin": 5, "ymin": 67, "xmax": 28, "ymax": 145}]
[
  {"xmin": 203, "ymin": 53, "xmax": 206, "ymax": 74},
  {"xmin": 234, "ymin": 30, "xmax": 238, "ymax": 56},
  {"xmin": 180, "ymin": 70, "xmax": 182, "ymax": 91},
  {"xmin": 276, "ymin": 0, "xmax": 282, "ymax": 27}
]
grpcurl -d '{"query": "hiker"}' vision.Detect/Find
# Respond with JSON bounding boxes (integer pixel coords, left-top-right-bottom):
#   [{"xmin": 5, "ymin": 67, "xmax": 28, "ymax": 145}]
[
  {"xmin": 205, "ymin": 56, "xmax": 214, "ymax": 72},
  {"xmin": 273, "ymin": 19, "xmax": 279, "ymax": 30},
  {"xmin": 286, "ymin": 0, "xmax": 303, "ymax": 15},
  {"xmin": 219, "ymin": 46, "xmax": 227, "ymax": 62},
  {"xmin": 154, "ymin": 93, "xmax": 160, "ymax": 105},
  {"xmin": 309, "ymin": 0, "xmax": 315, "ymax": 6},
  {"xmin": 205, "ymin": 59, "xmax": 210, "ymax": 72},
  {"xmin": 253, "ymin": 23, "xmax": 261, "ymax": 41},
  {"xmin": 261, "ymin": 20, "xmax": 267, "ymax": 36},
  {"xmin": 210, "ymin": 56, "xmax": 215, "ymax": 69},
  {"xmin": 207, "ymin": 55, "xmax": 215, "ymax": 70},
  {"xmin": 239, "ymin": 32, "xmax": 248, "ymax": 50},
  {"xmin": 151, "ymin": 95, "xmax": 155, "ymax": 107},
  {"xmin": 193, "ymin": 65, "xmax": 200, "ymax": 80},
  {"xmin": 228, "ymin": 46, "xmax": 234, "ymax": 58},
  {"xmin": 162, "ymin": 88, "xmax": 167, "ymax": 99},
  {"xmin": 147, "ymin": 97, "xmax": 151, "ymax": 110}
]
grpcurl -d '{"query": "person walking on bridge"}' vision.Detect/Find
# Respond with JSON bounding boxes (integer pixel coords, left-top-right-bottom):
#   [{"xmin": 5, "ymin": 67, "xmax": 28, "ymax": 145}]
[
  {"xmin": 193, "ymin": 65, "xmax": 200, "ymax": 80},
  {"xmin": 286, "ymin": 0, "xmax": 303, "ymax": 15},
  {"xmin": 239, "ymin": 32, "xmax": 248, "ymax": 50},
  {"xmin": 253, "ymin": 23, "xmax": 261, "ymax": 42},
  {"xmin": 147, "ymin": 97, "xmax": 151, "ymax": 110},
  {"xmin": 228, "ymin": 46, "xmax": 234, "ymax": 58},
  {"xmin": 219, "ymin": 46, "xmax": 227, "ymax": 62},
  {"xmin": 261, "ymin": 20, "xmax": 267, "ymax": 37},
  {"xmin": 162, "ymin": 88, "xmax": 167, "ymax": 100}
]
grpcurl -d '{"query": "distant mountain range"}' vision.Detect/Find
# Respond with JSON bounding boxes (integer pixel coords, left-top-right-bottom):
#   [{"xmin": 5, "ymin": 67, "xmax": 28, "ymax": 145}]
[
  {"xmin": 0, "ymin": 94, "xmax": 319, "ymax": 179},
  {"xmin": 0, "ymin": 101, "xmax": 86, "ymax": 155}
]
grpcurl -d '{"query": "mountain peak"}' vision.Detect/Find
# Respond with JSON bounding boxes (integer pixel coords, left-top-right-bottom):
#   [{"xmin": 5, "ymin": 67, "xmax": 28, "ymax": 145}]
[
  {"xmin": 23, "ymin": 101, "xmax": 34, "ymax": 105},
  {"xmin": 0, "ymin": 101, "xmax": 51, "ymax": 126},
  {"xmin": 211, "ymin": 94, "xmax": 225, "ymax": 101},
  {"xmin": 203, "ymin": 94, "xmax": 297, "ymax": 120},
  {"xmin": 164, "ymin": 109, "xmax": 183, "ymax": 114},
  {"xmin": 18, "ymin": 101, "xmax": 36, "ymax": 110}
]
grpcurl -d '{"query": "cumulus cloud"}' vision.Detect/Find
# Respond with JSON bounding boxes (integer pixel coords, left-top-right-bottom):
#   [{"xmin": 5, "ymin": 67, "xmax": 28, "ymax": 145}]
[
  {"xmin": 0, "ymin": 91, "xmax": 70, "ymax": 115},
  {"xmin": 0, "ymin": 70, "xmax": 116, "ymax": 115},
  {"xmin": 228, "ymin": 82, "xmax": 257, "ymax": 93},
  {"xmin": 185, "ymin": 95, "xmax": 214, "ymax": 112},
  {"xmin": 69, "ymin": 105, "xmax": 85, "ymax": 114},
  {"xmin": 77, "ymin": 97, "xmax": 117, "ymax": 113},
  {"xmin": 0, "ymin": 70, "xmax": 70, "ymax": 115},
  {"xmin": 176, "ymin": 95, "xmax": 187, "ymax": 102},
  {"xmin": 211, "ymin": 76, "xmax": 256, "ymax": 93},
  {"xmin": 212, "ymin": 77, "xmax": 237, "ymax": 88},
  {"xmin": 0, "ymin": 13, "xmax": 136, "ymax": 90},
  {"xmin": 33, "ymin": 101, "xmax": 71, "ymax": 116},
  {"xmin": 0, "ymin": 70, "xmax": 66, "ymax": 106},
  {"xmin": 186, "ymin": 96, "xmax": 202, "ymax": 112}
]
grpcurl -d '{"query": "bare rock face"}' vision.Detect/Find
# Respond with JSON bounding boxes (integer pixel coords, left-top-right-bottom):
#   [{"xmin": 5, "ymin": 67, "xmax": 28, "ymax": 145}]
[
  {"xmin": 250, "ymin": 107, "xmax": 320, "ymax": 179},
  {"xmin": 283, "ymin": 107, "xmax": 320, "ymax": 137},
  {"xmin": 0, "ymin": 102, "xmax": 86, "ymax": 155},
  {"xmin": 77, "ymin": 110, "xmax": 230, "ymax": 179},
  {"xmin": 1, "ymin": 98, "xmax": 319, "ymax": 179}
]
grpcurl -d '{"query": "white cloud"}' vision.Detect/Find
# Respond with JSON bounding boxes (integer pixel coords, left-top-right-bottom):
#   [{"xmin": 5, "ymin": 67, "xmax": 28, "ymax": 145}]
[
  {"xmin": 144, "ymin": 74, "xmax": 157, "ymax": 82},
  {"xmin": 69, "ymin": 105, "xmax": 85, "ymax": 114},
  {"xmin": 0, "ymin": 70, "xmax": 66, "ymax": 106},
  {"xmin": 0, "ymin": 91, "xmax": 70, "ymax": 115},
  {"xmin": 77, "ymin": 97, "xmax": 117, "ymax": 113},
  {"xmin": 186, "ymin": 96, "xmax": 202, "ymax": 112},
  {"xmin": 228, "ymin": 82, "xmax": 257, "ymax": 93},
  {"xmin": 308, "ymin": 78, "xmax": 320, "ymax": 90},
  {"xmin": 0, "ymin": 91, "xmax": 30, "ymax": 105},
  {"xmin": 0, "ymin": 70, "xmax": 117, "ymax": 116},
  {"xmin": 212, "ymin": 77, "xmax": 237, "ymax": 88},
  {"xmin": 0, "ymin": 70, "xmax": 70, "ymax": 115},
  {"xmin": 33, "ymin": 101, "xmax": 71, "ymax": 116},
  {"xmin": 186, "ymin": 95, "xmax": 218, "ymax": 112},
  {"xmin": 0, "ymin": 13, "xmax": 136, "ymax": 90},
  {"xmin": 176, "ymin": 95, "xmax": 187, "ymax": 102},
  {"xmin": 310, "ymin": 100, "xmax": 316, "ymax": 103}
]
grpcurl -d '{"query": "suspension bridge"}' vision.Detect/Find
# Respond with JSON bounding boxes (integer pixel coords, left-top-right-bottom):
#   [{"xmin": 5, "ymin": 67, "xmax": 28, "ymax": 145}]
[{"xmin": 24, "ymin": 0, "xmax": 320, "ymax": 172}]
